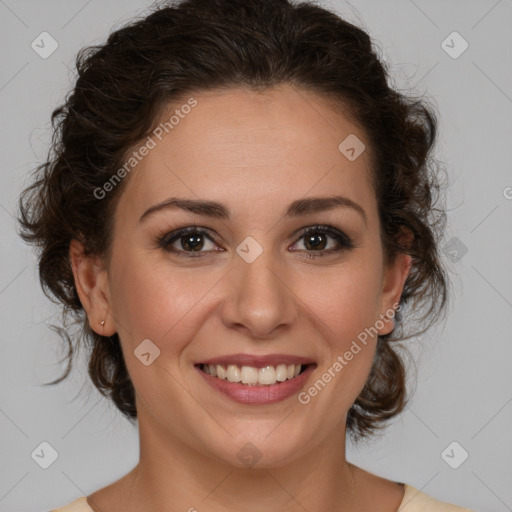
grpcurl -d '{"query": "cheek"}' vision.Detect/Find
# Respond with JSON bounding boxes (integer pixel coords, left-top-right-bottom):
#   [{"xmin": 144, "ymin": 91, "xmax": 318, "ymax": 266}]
[
  {"xmin": 293, "ymin": 254, "xmax": 383, "ymax": 402},
  {"xmin": 110, "ymin": 243, "xmax": 383, "ymax": 346},
  {"xmin": 108, "ymin": 249, "xmax": 208, "ymax": 348},
  {"xmin": 298, "ymin": 258, "xmax": 383, "ymax": 346}
]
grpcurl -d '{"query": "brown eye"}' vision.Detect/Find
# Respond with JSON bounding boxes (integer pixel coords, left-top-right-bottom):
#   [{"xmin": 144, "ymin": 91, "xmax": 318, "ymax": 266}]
[
  {"xmin": 303, "ymin": 232, "xmax": 329, "ymax": 251},
  {"xmin": 158, "ymin": 227, "xmax": 220, "ymax": 258},
  {"xmin": 290, "ymin": 226, "xmax": 354, "ymax": 258},
  {"xmin": 176, "ymin": 232, "xmax": 206, "ymax": 252},
  {"xmin": 158, "ymin": 224, "xmax": 354, "ymax": 259}
]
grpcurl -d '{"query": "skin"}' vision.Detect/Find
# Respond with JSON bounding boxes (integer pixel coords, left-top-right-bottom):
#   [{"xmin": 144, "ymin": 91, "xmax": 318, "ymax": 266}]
[{"xmin": 70, "ymin": 84, "xmax": 411, "ymax": 512}]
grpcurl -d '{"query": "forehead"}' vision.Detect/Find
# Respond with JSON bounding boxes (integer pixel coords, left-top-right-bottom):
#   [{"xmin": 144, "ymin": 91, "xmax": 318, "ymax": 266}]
[{"xmin": 116, "ymin": 85, "xmax": 376, "ymax": 223}]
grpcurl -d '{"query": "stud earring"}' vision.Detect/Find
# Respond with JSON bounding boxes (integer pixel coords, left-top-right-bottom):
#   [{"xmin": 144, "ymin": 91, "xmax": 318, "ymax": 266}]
[{"xmin": 100, "ymin": 320, "xmax": 105, "ymax": 326}]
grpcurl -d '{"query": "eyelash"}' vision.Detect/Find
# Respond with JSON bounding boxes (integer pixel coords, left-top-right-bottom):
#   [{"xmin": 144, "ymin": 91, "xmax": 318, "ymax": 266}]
[{"xmin": 157, "ymin": 223, "xmax": 355, "ymax": 259}]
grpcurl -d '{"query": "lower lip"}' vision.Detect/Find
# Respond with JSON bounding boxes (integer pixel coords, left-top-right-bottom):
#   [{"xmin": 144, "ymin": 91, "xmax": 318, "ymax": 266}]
[{"xmin": 196, "ymin": 365, "xmax": 316, "ymax": 404}]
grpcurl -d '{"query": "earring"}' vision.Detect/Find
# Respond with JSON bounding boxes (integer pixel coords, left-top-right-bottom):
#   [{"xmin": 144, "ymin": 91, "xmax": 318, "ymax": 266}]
[{"xmin": 100, "ymin": 320, "xmax": 105, "ymax": 326}]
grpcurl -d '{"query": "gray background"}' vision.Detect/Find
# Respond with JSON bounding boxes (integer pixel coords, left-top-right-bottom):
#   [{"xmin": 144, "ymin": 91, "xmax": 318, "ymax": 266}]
[{"xmin": 1, "ymin": 0, "xmax": 511, "ymax": 510}]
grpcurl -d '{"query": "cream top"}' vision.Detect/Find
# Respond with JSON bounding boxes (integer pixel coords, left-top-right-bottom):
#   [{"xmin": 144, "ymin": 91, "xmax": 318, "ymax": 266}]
[{"xmin": 50, "ymin": 484, "xmax": 476, "ymax": 511}]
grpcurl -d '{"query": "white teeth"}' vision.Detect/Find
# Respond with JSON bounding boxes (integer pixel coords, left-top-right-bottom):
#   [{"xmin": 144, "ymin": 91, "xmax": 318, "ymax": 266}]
[
  {"xmin": 258, "ymin": 366, "xmax": 277, "ymax": 385},
  {"xmin": 241, "ymin": 366, "xmax": 259, "ymax": 385},
  {"xmin": 226, "ymin": 364, "xmax": 241, "ymax": 383},
  {"xmin": 202, "ymin": 363, "xmax": 305, "ymax": 386},
  {"xmin": 216, "ymin": 365, "xmax": 226, "ymax": 379},
  {"xmin": 275, "ymin": 364, "xmax": 287, "ymax": 382}
]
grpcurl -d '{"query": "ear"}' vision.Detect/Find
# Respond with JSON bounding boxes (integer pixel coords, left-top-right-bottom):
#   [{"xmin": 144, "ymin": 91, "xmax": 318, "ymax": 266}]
[
  {"xmin": 377, "ymin": 237, "xmax": 413, "ymax": 336},
  {"xmin": 69, "ymin": 238, "xmax": 115, "ymax": 336}
]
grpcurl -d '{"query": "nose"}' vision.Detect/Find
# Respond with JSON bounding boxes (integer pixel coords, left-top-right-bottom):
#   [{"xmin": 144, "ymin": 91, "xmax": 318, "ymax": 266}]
[{"xmin": 219, "ymin": 246, "xmax": 298, "ymax": 340}]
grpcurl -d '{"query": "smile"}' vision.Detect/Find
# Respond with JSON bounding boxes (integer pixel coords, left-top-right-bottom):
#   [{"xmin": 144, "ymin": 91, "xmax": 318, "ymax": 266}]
[
  {"xmin": 195, "ymin": 354, "xmax": 317, "ymax": 404},
  {"xmin": 200, "ymin": 363, "xmax": 306, "ymax": 386}
]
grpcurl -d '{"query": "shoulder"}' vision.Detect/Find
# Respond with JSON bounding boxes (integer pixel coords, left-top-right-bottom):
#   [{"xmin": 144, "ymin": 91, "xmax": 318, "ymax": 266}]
[
  {"xmin": 50, "ymin": 497, "xmax": 93, "ymax": 512},
  {"xmin": 400, "ymin": 484, "xmax": 476, "ymax": 511}
]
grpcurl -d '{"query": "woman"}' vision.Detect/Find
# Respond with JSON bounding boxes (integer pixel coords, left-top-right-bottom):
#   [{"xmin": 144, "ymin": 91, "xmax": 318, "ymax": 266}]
[{"xmin": 18, "ymin": 0, "xmax": 475, "ymax": 510}]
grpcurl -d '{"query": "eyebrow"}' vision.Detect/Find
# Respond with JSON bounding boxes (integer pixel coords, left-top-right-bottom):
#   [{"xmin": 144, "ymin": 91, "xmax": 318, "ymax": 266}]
[{"xmin": 139, "ymin": 195, "xmax": 367, "ymax": 224}]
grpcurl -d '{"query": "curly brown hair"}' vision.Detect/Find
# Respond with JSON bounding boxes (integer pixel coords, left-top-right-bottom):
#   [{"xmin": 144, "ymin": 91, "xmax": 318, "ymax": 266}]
[{"xmin": 17, "ymin": 0, "xmax": 447, "ymax": 442}]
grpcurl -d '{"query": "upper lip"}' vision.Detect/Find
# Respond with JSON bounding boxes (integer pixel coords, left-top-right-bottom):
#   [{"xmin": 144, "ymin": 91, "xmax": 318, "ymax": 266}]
[{"xmin": 196, "ymin": 353, "xmax": 316, "ymax": 368}]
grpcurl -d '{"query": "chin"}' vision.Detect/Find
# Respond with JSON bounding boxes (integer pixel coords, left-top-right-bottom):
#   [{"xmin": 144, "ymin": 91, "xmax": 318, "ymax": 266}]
[{"xmin": 199, "ymin": 421, "xmax": 318, "ymax": 470}]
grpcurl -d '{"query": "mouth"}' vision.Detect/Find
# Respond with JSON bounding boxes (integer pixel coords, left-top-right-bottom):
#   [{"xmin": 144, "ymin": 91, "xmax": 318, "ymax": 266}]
[
  {"xmin": 197, "ymin": 362, "xmax": 309, "ymax": 386},
  {"xmin": 194, "ymin": 354, "xmax": 316, "ymax": 404}
]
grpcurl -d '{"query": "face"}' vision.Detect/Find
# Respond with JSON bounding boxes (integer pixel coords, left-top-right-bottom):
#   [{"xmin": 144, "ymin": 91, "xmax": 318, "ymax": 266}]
[{"xmin": 72, "ymin": 84, "xmax": 410, "ymax": 468}]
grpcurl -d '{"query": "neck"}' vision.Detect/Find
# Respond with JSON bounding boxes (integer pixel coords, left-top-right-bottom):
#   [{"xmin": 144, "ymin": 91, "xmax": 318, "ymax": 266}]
[{"xmin": 123, "ymin": 413, "xmax": 358, "ymax": 512}]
